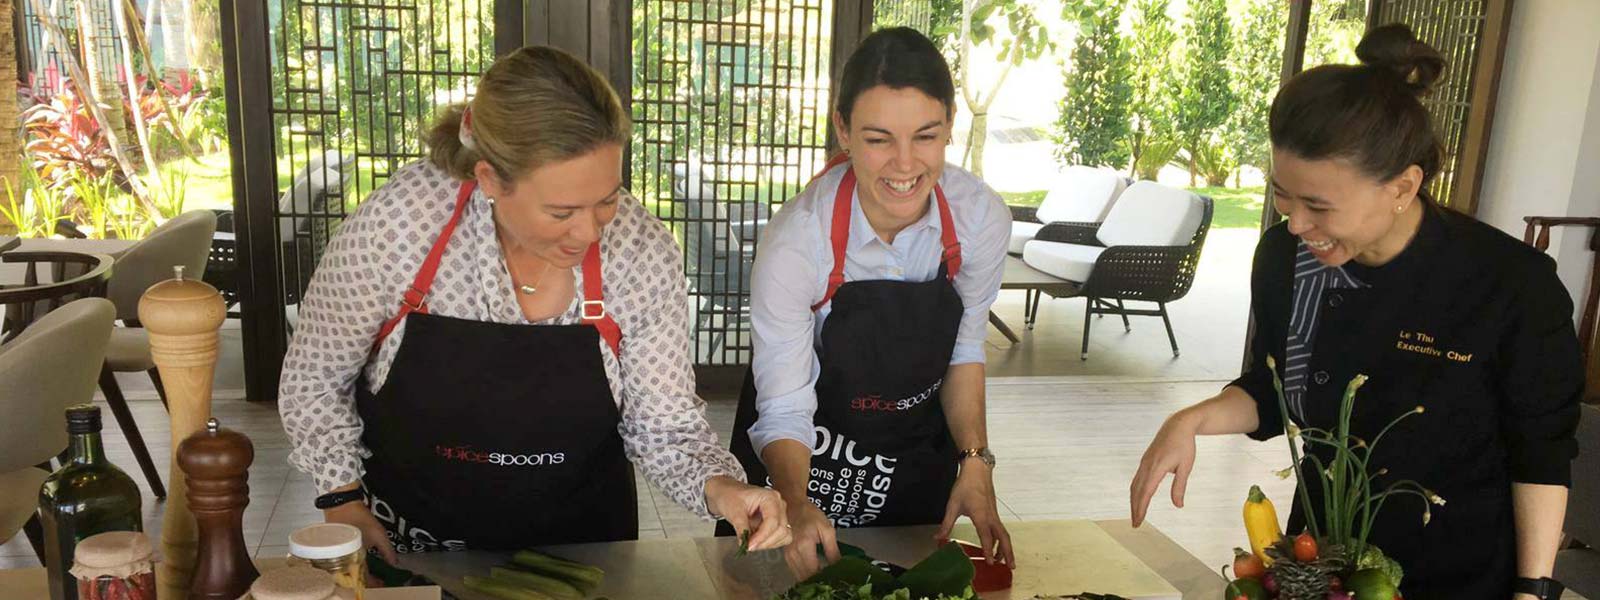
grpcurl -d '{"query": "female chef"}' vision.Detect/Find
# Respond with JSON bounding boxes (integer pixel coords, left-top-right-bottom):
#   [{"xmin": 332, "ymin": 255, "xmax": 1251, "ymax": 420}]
[
  {"xmin": 721, "ymin": 27, "xmax": 1014, "ymax": 578},
  {"xmin": 1128, "ymin": 25, "xmax": 1581, "ymax": 599},
  {"xmin": 278, "ymin": 45, "xmax": 790, "ymax": 560}
]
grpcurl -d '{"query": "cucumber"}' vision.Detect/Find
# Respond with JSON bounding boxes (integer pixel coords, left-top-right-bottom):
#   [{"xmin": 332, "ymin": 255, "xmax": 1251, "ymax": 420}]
[
  {"xmin": 489, "ymin": 566, "xmax": 585, "ymax": 600},
  {"xmin": 511, "ymin": 550, "xmax": 605, "ymax": 593},
  {"xmin": 463, "ymin": 575, "xmax": 557, "ymax": 600}
]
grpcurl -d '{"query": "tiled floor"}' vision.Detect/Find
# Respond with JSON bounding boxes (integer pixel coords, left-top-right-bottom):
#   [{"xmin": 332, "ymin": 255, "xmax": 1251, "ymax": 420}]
[{"xmin": 0, "ymin": 377, "xmax": 1296, "ymax": 574}]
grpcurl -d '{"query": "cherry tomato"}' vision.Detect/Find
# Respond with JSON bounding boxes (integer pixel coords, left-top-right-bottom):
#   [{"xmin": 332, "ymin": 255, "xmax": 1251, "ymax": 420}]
[
  {"xmin": 1232, "ymin": 548, "xmax": 1266, "ymax": 580},
  {"xmin": 1292, "ymin": 532, "xmax": 1319, "ymax": 562}
]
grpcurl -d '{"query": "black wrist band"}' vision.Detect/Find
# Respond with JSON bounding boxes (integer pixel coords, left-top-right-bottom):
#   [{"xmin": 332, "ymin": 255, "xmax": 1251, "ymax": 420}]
[{"xmin": 314, "ymin": 488, "xmax": 366, "ymax": 510}]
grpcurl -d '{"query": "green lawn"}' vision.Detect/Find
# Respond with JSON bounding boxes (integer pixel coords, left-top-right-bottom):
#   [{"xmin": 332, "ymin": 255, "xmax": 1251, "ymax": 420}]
[
  {"xmin": 1002, "ymin": 185, "xmax": 1265, "ymax": 230},
  {"xmin": 158, "ymin": 150, "xmax": 388, "ymax": 215},
  {"xmin": 159, "ymin": 151, "xmax": 235, "ymax": 211}
]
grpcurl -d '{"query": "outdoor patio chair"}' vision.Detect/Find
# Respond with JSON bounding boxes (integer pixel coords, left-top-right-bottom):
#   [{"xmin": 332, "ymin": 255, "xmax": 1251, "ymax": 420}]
[
  {"xmin": 278, "ymin": 149, "xmax": 355, "ymax": 305},
  {"xmin": 0, "ymin": 298, "xmax": 115, "ymax": 562},
  {"xmin": 1008, "ymin": 165, "xmax": 1129, "ymax": 256},
  {"xmin": 97, "ymin": 208, "xmax": 217, "ymax": 498},
  {"xmin": 1019, "ymin": 180, "xmax": 1213, "ymax": 359},
  {"xmin": 674, "ymin": 160, "xmax": 764, "ymax": 361},
  {"xmin": 1556, "ymin": 404, "xmax": 1600, "ymax": 598}
]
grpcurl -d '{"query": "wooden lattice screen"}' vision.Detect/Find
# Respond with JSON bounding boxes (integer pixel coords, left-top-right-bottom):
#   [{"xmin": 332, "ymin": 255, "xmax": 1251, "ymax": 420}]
[{"xmin": 1368, "ymin": 0, "xmax": 1513, "ymax": 215}]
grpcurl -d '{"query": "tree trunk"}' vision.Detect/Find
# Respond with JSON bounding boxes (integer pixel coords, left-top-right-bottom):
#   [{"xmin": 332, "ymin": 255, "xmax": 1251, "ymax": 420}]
[
  {"xmin": 159, "ymin": 0, "xmax": 188, "ymax": 82},
  {"xmin": 78, "ymin": 0, "xmax": 137, "ymax": 173},
  {"xmin": 1187, "ymin": 152, "xmax": 1196, "ymax": 187},
  {"xmin": 0, "ymin": 0, "xmax": 19, "ymax": 235},
  {"xmin": 186, "ymin": 0, "xmax": 218, "ymax": 88},
  {"xmin": 969, "ymin": 112, "xmax": 988, "ymax": 178}
]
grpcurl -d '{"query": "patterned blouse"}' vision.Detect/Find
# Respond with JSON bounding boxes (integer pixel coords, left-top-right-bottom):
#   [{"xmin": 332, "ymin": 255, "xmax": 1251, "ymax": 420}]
[{"xmin": 278, "ymin": 160, "xmax": 743, "ymax": 518}]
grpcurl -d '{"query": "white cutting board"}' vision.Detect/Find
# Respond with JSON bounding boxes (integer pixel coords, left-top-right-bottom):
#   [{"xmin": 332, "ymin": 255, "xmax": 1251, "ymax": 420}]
[{"xmin": 948, "ymin": 521, "xmax": 1183, "ymax": 600}]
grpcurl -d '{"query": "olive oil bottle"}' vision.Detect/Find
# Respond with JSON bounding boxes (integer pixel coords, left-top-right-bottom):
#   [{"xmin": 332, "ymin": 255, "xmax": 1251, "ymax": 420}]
[{"xmin": 38, "ymin": 405, "xmax": 144, "ymax": 600}]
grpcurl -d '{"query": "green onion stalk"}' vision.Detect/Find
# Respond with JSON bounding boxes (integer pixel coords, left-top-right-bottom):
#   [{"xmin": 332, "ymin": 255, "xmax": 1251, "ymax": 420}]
[{"xmin": 1265, "ymin": 360, "xmax": 1442, "ymax": 564}]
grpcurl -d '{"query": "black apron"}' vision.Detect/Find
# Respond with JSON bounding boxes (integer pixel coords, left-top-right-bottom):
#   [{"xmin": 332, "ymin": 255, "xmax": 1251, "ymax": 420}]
[
  {"xmin": 722, "ymin": 165, "xmax": 965, "ymax": 532},
  {"xmin": 354, "ymin": 181, "xmax": 636, "ymax": 553}
]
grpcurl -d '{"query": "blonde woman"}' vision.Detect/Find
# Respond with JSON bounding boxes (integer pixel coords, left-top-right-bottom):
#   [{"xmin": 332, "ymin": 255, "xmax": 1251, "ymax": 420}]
[{"xmin": 278, "ymin": 46, "xmax": 790, "ymax": 562}]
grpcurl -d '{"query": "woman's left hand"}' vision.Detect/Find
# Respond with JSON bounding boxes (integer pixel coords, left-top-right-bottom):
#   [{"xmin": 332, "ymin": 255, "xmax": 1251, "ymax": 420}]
[
  {"xmin": 706, "ymin": 475, "xmax": 792, "ymax": 552},
  {"xmin": 935, "ymin": 462, "xmax": 1015, "ymax": 568}
]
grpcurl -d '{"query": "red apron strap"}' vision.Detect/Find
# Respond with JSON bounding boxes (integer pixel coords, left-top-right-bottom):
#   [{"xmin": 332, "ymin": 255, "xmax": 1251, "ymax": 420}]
[
  {"xmin": 933, "ymin": 184, "xmax": 961, "ymax": 280},
  {"xmin": 811, "ymin": 167, "xmax": 857, "ymax": 311},
  {"xmin": 581, "ymin": 241, "xmax": 623, "ymax": 357},
  {"xmin": 809, "ymin": 169, "xmax": 963, "ymax": 312},
  {"xmin": 373, "ymin": 181, "xmax": 476, "ymax": 350}
]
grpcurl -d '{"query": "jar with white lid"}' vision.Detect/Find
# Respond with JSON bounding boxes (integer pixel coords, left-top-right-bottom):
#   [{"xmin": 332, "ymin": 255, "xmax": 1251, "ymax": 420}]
[{"xmin": 284, "ymin": 524, "xmax": 365, "ymax": 599}]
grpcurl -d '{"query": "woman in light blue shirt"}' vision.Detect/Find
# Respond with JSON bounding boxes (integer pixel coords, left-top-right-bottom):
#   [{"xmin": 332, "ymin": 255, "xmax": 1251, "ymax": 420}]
[{"xmin": 719, "ymin": 27, "xmax": 1013, "ymax": 579}]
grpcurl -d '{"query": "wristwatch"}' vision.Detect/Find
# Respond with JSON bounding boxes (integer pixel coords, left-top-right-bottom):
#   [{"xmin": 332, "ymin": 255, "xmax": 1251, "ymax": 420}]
[
  {"xmin": 314, "ymin": 488, "xmax": 366, "ymax": 510},
  {"xmin": 958, "ymin": 447, "xmax": 996, "ymax": 469},
  {"xmin": 1514, "ymin": 577, "xmax": 1564, "ymax": 600}
]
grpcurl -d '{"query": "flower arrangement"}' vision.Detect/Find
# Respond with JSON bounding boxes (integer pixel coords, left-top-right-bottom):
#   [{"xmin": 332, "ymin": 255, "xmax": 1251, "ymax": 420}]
[{"xmin": 1221, "ymin": 357, "xmax": 1444, "ymax": 600}]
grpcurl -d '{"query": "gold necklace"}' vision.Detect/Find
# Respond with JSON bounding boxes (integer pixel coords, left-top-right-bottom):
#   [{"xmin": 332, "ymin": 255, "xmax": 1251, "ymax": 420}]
[{"xmin": 504, "ymin": 255, "xmax": 553, "ymax": 295}]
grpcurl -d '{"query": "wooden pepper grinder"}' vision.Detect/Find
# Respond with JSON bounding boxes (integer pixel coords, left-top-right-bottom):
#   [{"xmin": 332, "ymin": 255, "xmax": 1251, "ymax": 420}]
[
  {"xmin": 139, "ymin": 264, "xmax": 225, "ymax": 600},
  {"xmin": 177, "ymin": 417, "xmax": 259, "ymax": 599}
]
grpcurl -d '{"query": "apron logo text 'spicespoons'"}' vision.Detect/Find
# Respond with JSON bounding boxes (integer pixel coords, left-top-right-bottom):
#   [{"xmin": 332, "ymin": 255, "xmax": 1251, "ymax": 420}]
[{"xmin": 435, "ymin": 444, "xmax": 567, "ymax": 467}]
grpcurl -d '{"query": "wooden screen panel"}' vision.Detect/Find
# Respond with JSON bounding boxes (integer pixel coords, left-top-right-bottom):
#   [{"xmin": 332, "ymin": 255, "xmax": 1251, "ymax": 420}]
[{"xmin": 1370, "ymin": 0, "xmax": 1513, "ymax": 215}]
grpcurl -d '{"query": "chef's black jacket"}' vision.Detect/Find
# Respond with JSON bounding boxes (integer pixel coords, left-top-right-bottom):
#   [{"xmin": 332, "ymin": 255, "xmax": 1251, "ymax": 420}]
[{"xmin": 1231, "ymin": 203, "xmax": 1583, "ymax": 598}]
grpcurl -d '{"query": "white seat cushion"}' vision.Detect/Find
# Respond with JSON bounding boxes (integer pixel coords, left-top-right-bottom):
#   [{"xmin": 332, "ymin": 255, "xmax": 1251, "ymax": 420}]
[
  {"xmin": 1036, "ymin": 166, "xmax": 1128, "ymax": 224},
  {"xmin": 1009, "ymin": 222, "xmax": 1044, "ymax": 254},
  {"xmin": 105, "ymin": 327, "xmax": 154, "ymax": 372},
  {"xmin": 1096, "ymin": 181, "xmax": 1204, "ymax": 247},
  {"xmin": 1021, "ymin": 240, "xmax": 1106, "ymax": 283}
]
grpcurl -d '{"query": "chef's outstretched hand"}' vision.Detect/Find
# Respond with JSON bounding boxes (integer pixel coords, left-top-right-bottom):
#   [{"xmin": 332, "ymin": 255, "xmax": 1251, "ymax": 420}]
[
  {"xmin": 1129, "ymin": 413, "xmax": 1199, "ymax": 528},
  {"xmin": 707, "ymin": 475, "xmax": 792, "ymax": 553},
  {"xmin": 936, "ymin": 461, "xmax": 1015, "ymax": 568}
]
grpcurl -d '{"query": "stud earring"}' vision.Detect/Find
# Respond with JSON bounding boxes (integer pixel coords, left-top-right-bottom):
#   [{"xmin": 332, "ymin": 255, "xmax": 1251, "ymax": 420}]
[{"xmin": 1394, "ymin": 204, "xmax": 1405, "ymax": 214}]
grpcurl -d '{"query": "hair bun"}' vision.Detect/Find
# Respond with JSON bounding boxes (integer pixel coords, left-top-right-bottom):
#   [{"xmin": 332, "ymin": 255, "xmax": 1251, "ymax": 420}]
[{"xmin": 1355, "ymin": 23, "xmax": 1446, "ymax": 95}]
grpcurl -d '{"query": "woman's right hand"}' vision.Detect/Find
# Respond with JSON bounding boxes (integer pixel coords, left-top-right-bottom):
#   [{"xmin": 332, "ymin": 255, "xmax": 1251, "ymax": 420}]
[
  {"xmin": 1129, "ymin": 411, "xmax": 1200, "ymax": 528},
  {"xmin": 783, "ymin": 500, "xmax": 840, "ymax": 580},
  {"xmin": 323, "ymin": 496, "xmax": 398, "ymax": 566}
]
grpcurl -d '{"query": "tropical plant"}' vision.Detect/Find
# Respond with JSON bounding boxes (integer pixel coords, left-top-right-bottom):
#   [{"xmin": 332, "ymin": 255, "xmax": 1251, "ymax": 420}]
[
  {"xmin": 1183, "ymin": 139, "xmax": 1235, "ymax": 187},
  {"xmin": 1174, "ymin": 0, "xmax": 1235, "ymax": 186},
  {"xmin": 71, "ymin": 169, "xmax": 151, "ymax": 240},
  {"xmin": 1131, "ymin": 134, "xmax": 1181, "ymax": 181},
  {"xmin": 1226, "ymin": 0, "xmax": 1286, "ymax": 180},
  {"xmin": 1125, "ymin": 0, "xmax": 1177, "ymax": 179},
  {"xmin": 22, "ymin": 88, "xmax": 120, "ymax": 192},
  {"xmin": 1053, "ymin": 0, "xmax": 1133, "ymax": 170},
  {"xmin": 0, "ymin": 163, "xmax": 68, "ymax": 238}
]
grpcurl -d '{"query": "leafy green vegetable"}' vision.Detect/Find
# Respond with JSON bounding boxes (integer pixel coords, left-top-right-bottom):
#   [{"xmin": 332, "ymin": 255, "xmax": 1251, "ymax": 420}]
[
  {"xmin": 1356, "ymin": 545, "xmax": 1405, "ymax": 588},
  {"xmin": 773, "ymin": 542, "xmax": 977, "ymax": 600}
]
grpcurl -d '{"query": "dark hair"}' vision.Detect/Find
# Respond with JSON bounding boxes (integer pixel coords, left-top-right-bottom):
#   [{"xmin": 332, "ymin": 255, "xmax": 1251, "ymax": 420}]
[
  {"xmin": 1269, "ymin": 24, "xmax": 1446, "ymax": 196},
  {"xmin": 835, "ymin": 27, "xmax": 956, "ymax": 126}
]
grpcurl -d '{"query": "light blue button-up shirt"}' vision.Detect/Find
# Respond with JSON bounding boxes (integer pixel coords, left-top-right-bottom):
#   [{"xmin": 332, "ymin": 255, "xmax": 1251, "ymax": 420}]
[{"xmin": 746, "ymin": 162, "xmax": 1011, "ymax": 458}]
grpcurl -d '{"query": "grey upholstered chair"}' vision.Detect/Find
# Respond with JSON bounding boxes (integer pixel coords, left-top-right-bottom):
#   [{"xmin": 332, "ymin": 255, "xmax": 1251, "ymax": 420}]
[
  {"xmin": 0, "ymin": 298, "xmax": 115, "ymax": 561},
  {"xmin": 99, "ymin": 209, "xmax": 217, "ymax": 498}
]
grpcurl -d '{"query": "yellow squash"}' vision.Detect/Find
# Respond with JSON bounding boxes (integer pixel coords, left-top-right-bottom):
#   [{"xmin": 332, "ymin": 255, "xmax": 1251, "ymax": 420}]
[{"xmin": 1243, "ymin": 485, "xmax": 1282, "ymax": 564}]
